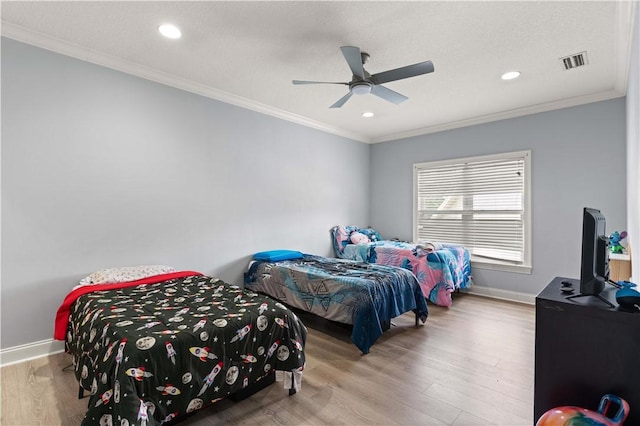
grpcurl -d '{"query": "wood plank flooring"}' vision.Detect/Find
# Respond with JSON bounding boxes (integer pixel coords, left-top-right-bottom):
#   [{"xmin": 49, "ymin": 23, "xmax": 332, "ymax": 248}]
[{"xmin": 0, "ymin": 294, "xmax": 535, "ymax": 425}]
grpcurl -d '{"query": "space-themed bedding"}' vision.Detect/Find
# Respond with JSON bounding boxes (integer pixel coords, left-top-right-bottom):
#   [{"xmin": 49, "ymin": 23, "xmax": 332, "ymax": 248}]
[
  {"xmin": 244, "ymin": 254, "xmax": 428, "ymax": 354},
  {"xmin": 54, "ymin": 271, "xmax": 307, "ymax": 426},
  {"xmin": 331, "ymin": 226, "xmax": 472, "ymax": 307}
]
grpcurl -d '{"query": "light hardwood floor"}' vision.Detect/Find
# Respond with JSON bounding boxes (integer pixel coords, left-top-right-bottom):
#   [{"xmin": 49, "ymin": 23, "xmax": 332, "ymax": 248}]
[{"xmin": 0, "ymin": 293, "xmax": 535, "ymax": 425}]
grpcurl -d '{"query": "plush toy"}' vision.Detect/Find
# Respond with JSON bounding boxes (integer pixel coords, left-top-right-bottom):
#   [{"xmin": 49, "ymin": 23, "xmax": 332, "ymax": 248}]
[
  {"xmin": 359, "ymin": 228, "xmax": 382, "ymax": 242},
  {"xmin": 609, "ymin": 231, "xmax": 628, "ymax": 254},
  {"xmin": 350, "ymin": 232, "xmax": 370, "ymax": 245}
]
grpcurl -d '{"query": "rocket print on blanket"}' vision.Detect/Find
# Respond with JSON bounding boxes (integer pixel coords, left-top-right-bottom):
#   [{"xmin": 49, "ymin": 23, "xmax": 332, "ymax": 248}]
[
  {"xmin": 197, "ymin": 362, "xmax": 224, "ymax": 396},
  {"xmin": 189, "ymin": 346, "xmax": 217, "ymax": 362},
  {"xmin": 156, "ymin": 384, "xmax": 181, "ymax": 396},
  {"xmin": 230, "ymin": 325, "xmax": 251, "ymax": 343},
  {"xmin": 114, "ymin": 338, "xmax": 126, "ymax": 375},
  {"xmin": 137, "ymin": 399, "xmax": 148, "ymax": 426},
  {"xmin": 125, "ymin": 367, "xmax": 153, "ymax": 381},
  {"xmin": 240, "ymin": 354, "xmax": 257, "ymax": 363},
  {"xmin": 192, "ymin": 318, "xmax": 207, "ymax": 332},
  {"xmin": 63, "ymin": 274, "xmax": 307, "ymax": 426},
  {"xmin": 165, "ymin": 341, "xmax": 177, "ymax": 365},
  {"xmin": 266, "ymin": 340, "xmax": 280, "ymax": 358},
  {"xmin": 95, "ymin": 389, "xmax": 113, "ymax": 407}
]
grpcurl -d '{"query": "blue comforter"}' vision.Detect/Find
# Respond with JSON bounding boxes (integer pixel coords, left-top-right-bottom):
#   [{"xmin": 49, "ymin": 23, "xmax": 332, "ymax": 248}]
[{"xmin": 245, "ymin": 254, "xmax": 428, "ymax": 354}]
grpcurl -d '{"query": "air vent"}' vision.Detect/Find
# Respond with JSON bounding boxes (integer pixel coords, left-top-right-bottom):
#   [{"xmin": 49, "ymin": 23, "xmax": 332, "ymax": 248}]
[{"xmin": 560, "ymin": 52, "xmax": 588, "ymax": 70}]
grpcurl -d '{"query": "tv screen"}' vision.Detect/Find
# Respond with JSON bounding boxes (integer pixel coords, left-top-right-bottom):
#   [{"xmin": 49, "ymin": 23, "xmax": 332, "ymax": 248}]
[{"xmin": 579, "ymin": 207, "xmax": 609, "ymax": 296}]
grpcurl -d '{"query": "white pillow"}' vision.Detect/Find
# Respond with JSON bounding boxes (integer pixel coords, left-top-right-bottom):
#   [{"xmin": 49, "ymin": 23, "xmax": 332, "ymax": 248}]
[{"xmin": 75, "ymin": 265, "xmax": 176, "ymax": 289}]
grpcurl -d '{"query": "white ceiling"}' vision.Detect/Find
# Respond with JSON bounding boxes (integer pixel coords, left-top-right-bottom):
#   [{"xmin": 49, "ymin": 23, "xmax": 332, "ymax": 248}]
[{"xmin": 1, "ymin": 1, "xmax": 636, "ymax": 143}]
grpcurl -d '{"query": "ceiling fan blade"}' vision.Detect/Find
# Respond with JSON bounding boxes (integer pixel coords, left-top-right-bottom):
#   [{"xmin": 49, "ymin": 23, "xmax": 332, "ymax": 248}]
[
  {"xmin": 330, "ymin": 92, "xmax": 353, "ymax": 108},
  {"xmin": 340, "ymin": 46, "xmax": 365, "ymax": 79},
  {"xmin": 292, "ymin": 80, "xmax": 349, "ymax": 85},
  {"xmin": 371, "ymin": 60, "xmax": 434, "ymax": 85},
  {"xmin": 371, "ymin": 85, "xmax": 408, "ymax": 105}
]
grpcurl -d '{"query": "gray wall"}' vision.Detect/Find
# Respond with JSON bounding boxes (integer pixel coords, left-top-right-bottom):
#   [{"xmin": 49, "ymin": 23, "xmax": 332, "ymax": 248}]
[
  {"xmin": 1, "ymin": 38, "xmax": 370, "ymax": 349},
  {"xmin": 370, "ymin": 99, "xmax": 627, "ymax": 296},
  {"xmin": 1, "ymin": 35, "xmax": 631, "ymax": 351}
]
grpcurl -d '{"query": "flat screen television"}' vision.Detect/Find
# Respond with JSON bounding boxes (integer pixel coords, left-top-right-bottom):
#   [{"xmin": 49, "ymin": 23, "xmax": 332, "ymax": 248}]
[{"xmin": 567, "ymin": 207, "xmax": 613, "ymax": 307}]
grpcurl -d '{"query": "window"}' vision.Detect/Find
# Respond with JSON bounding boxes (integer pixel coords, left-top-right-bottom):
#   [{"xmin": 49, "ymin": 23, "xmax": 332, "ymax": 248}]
[{"xmin": 413, "ymin": 150, "xmax": 531, "ymax": 274}]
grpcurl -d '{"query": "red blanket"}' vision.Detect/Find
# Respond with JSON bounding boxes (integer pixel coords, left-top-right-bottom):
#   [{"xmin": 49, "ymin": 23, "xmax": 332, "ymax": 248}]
[{"xmin": 54, "ymin": 271, "xmax": 202, "ymax": 340}]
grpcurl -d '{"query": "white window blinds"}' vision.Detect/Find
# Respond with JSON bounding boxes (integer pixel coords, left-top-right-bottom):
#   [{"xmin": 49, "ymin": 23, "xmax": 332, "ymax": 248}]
[{"xmin": 414, "ymin": 151, "xmax": 530, "ymax": 264}]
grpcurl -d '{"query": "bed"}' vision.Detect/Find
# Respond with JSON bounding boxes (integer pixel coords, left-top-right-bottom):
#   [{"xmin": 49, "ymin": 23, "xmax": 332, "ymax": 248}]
[
  {"xmin": 330, "ymin": 226, "xmax": 472, "ymax": 307},
  {"xmin": 244, "ymin": 254, "xmax": 428, "ymax": 354},
  {"xmin": 54, "ymin": 266, "xmax": 307, "ymax": 426}
]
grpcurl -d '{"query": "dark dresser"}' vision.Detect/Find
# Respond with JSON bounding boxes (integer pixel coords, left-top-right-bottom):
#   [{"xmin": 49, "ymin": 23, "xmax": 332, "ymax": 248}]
[{"xmin": 534, "ymin": 276, "xmax": 640, "ymax": 423}]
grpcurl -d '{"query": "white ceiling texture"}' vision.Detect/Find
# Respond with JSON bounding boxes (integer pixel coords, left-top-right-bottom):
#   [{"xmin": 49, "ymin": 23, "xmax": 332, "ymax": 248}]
[{"xmin": 1, "ymin": 1, "xmax": 636, "ymax": 143}]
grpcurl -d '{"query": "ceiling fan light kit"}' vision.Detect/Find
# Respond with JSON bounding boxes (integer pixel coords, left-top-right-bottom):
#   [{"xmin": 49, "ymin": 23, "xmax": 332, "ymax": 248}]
[
  {"xmin": 351, "ymin": 82, "xmax": 372, "ymax": 95},
  {"xmin": 293, "ymin": 46, "xmax": 434, "ymax": 108}
]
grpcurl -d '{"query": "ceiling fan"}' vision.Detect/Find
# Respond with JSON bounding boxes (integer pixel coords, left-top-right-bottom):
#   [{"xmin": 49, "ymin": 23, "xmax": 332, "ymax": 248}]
[{"xmin": 292, "ymin": 46, "xmax": 434, "ymax": 108}]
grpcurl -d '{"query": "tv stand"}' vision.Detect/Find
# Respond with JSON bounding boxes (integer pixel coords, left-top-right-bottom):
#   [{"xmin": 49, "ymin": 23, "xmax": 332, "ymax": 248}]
[
  {"xmin": 534, "ymin": 277, "xmax": 640, "ymax": 424},
  {"xmin": 565, "ymin": 292, "xmax": 615, "ymax": 308}
]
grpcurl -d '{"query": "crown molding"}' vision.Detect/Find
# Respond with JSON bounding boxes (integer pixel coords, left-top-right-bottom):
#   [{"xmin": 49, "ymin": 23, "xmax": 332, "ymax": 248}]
[
  {"xmin": 371, "ymin": 89, "xmax": 625, "ymax": 144},
  {"xmin": 0, "ymin": 21, "xmax": 370, "ymax": 143},
  {"xmin": 613, "ymin": 0, "xmax": 636, "ymax": 94}
]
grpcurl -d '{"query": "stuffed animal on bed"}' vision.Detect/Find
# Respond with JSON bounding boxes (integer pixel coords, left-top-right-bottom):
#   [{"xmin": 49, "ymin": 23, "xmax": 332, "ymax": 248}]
[
  {"xmin": 358, "ymin": 228, "xmax": 382, "ymax": 242},
  {"xmin": 350, "ymin": 232, "xmax": 371, "ymax": 245},
  {"xmin": 609, "ymin": 231, "xmax": 628, "ymax": 254}
]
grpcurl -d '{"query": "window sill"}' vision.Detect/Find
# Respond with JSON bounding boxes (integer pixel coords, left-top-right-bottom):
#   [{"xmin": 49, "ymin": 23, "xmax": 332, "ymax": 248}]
[{"xmin": 470, "ymin": 257, "xmax": 532, "ymax": 274}]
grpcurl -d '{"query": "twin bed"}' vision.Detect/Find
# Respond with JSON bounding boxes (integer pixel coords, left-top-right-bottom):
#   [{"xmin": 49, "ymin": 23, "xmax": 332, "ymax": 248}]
[
  {"xmin": 242, "ymin": 225, "xmax": 471, "ymax": 357},
  {"xmin": 55, "ymin": 267, "xmax": 307, "ymax": 426},
  {"xmin": 331, "ymin": 225, "xmax": 472, "ymax": 307},
  {"xmin": 244, "ymin": 254, "xmax": 428, "ymax": 354}
]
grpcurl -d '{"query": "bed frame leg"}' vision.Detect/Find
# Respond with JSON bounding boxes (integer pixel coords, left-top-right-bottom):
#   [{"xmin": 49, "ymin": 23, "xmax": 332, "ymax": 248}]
[
  {"xmin": 415, "ymin": 312, "xmax": 419, "ymax": 327},
  {"xmin": 288, "ymin": 371, "xmax": 297, "ymax": 396}
]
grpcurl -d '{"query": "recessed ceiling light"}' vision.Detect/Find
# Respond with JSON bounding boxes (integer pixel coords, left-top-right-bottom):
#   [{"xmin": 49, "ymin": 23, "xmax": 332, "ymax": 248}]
[
  {"xmin": 158, "ymin": 24, "xmax": 182, "ymax": 39},
  {"xmin": 501, "ymin": 71, "xmax": 521, "ymax": 81},
  {"xmin": 362, "ymin": 112, "xmax": 374, "ymax": 118}
]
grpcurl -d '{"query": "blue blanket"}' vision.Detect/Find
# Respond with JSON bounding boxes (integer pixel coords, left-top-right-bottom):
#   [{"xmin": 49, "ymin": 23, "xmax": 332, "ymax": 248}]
[{"xmin": 245, "ymin": 254, "xmax": 427, "ymax": 354}]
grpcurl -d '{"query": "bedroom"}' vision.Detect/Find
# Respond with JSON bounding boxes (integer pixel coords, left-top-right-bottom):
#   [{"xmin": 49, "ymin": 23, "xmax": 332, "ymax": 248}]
[{"xmin": 1, "ymin": 1, "xmax": 639, "ymax": 425}]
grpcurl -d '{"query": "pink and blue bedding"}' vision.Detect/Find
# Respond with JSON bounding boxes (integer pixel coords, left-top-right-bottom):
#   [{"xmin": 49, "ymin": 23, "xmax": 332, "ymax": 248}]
[
  {"xmin": 244, "ymin": 254, "xmax": 428, "ymax": 354},
  {"xmin": 331, "ymin": 226, "xmax": 472, "ymax": 307},
  {"xmin": 55, "ymin": 271, "xmax": 307, "ymax": 426}
]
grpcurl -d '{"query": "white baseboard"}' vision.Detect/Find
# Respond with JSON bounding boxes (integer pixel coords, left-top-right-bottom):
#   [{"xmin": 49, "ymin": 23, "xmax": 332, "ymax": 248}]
[
  {"xmin": 460, "ymin": 286, "xmax": 535, "ymax": 305},
  {"xmin": 0, "ymin": 339, "xmax": 65, "ymax": 367}
]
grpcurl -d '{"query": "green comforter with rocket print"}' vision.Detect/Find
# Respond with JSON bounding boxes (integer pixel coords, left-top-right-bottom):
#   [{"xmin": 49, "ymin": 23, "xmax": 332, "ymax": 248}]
[{"xmin": 64, "ymin": 273, "xmax": 307, "ymax": 425}]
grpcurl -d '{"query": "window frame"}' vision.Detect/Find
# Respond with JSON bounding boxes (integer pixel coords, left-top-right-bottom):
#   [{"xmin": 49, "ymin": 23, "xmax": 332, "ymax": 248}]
[{"xmin": 412, "ymin": 150, "xmax": 532, "ymax": 274}]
